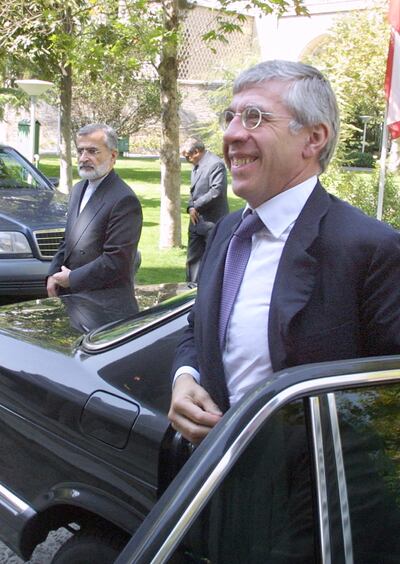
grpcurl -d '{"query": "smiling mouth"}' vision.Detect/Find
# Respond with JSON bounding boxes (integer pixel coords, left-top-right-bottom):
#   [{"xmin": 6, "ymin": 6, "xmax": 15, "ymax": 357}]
[{"xmin": 231, "ymin": 157, "xmax": 257, "ymax": 166}]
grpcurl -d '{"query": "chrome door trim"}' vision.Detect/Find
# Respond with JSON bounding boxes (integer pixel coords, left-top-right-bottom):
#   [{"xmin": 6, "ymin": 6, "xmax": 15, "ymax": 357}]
[
  {"xmin": 83, "ymin": 299, "xmax": 195, "ymax": 352},
  {"xmin": 150, "ymin": 368, "xmax": 400, "ymax": 564},
  {"xmin": 0, "ymin": 483, "xmax": 30, "ymax": 516},
  {"xmin": 327, "ymin": 393, "xmax": 354, "ymax": 564},
  {"xmin": 310, "ymin": 397, "xmax": 331, "ymax": 564}
]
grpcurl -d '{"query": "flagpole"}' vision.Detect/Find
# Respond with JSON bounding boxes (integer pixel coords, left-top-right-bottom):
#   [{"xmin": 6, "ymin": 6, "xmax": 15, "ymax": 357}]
[{"xmin": 377, "ymin": 105, "xmax": 389, "ymax": 221}]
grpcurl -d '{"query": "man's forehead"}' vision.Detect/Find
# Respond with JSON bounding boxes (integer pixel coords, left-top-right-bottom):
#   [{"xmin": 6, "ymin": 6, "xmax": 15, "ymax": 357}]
[
  {"xmin": 230, "ymin": 81, "xmax": 288, "ymax": 105},
  {"xmin": 76, "ymin": 131, "xmax": 106, "ymax": 146}
]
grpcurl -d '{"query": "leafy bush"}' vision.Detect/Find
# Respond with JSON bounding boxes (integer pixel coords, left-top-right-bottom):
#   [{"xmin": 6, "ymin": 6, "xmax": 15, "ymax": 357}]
[
  {"xmin": 345, "ymin": 150, "xmax": 375, "ymax": 168},
  {"xmin": 321, "ymin": 163, "xmax": 400, "ymax": 230}
]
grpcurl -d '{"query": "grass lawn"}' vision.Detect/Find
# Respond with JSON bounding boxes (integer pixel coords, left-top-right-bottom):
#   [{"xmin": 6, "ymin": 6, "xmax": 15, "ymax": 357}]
[{"xmin": 39, "ymin": 156, "xmax": 242, "ymax": 285}]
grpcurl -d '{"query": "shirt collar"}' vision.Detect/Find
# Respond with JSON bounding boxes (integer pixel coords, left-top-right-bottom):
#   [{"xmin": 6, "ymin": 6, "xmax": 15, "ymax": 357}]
[{"xmin": 244, "ymin": 176, "xmax": 317, "ymax": 238}]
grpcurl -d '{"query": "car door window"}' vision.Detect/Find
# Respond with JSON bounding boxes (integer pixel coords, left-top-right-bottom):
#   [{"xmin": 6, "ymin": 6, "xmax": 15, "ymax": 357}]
[
  {"xmin": 334, "ymin": 386, "xmax": 400, "ymax": 564},
  {"xmin": 0, "ymin": 151, "xmax": 41, "ymax": 188},
  {"xmin": 168, "ymin": 400, "xmax": 318, "ymax": 564}
]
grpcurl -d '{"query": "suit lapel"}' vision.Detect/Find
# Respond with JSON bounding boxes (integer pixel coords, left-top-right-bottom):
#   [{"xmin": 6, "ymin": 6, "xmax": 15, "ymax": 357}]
[
  {"xmin": 64, "ymin": 172, "xmax": 114, "ymax": 261},
  {"xmin": 191, "ymin": 165, "xmax": 202, "ymax": 192},
  {"xmin": 269, "ymin": 182, "xmax": 331, "ymax": 371},
  {"xmin": 190, "ymin": 151, "xmax": 210, "ymax": 192}
]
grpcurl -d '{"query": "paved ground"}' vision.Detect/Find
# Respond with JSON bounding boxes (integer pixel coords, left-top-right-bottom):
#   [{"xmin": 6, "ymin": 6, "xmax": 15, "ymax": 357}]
[{"xmin": 0, "ymin": 529, "xmax": 71, "ymax": 563}]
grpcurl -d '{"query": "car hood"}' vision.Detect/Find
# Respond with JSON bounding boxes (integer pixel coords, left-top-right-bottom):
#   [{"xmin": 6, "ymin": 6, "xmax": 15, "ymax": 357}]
[
  {"xmin": 0, "ymin": 283, "xmax": 194, "ymax": 352},
  {"xmin": 0, "ymin": 188, "xmax": 68, "ymax": 230}
]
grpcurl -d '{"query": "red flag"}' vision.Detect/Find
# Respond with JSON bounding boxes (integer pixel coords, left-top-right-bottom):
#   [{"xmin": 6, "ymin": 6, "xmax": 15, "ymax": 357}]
[{"xmin": 386, "ymin": 0, "xmax": 400, "ymax": 138}]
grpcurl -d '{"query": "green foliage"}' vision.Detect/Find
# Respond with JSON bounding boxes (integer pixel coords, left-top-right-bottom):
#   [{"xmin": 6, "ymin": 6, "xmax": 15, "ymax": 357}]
[
  {"xmin": 203, "ymin": 0, "xmax": 309, "ymax": 50},
  {"xmin": 304, "ymin": 3, "xmax": 388, "ymax": 163},
  {"xmin": 0, "ymin": 0, "xmax": 92, "ymax": 83},
  {"xmin": 345, "ymin": 151, "xmax": 376, "ymax": 169},
  {"xmin": 321, "ymin": 163, "xmax": 400, "ymax": 230}
]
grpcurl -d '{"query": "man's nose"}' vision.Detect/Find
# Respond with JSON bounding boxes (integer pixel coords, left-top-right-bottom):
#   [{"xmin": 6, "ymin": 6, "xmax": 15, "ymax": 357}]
[
  {"xmin": 78, "ymin": 152, "xmax": 90, "ymax": 162},
  {"xmin": 223, "ymin": 115, "xmax": 249, "ymax": 142}
]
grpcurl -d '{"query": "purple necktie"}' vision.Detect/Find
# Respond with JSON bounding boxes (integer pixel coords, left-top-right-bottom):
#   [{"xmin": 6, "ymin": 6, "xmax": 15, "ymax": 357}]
[{"xmin": 219, "ymin": 211, "xmax": 264, "ymax": 348}]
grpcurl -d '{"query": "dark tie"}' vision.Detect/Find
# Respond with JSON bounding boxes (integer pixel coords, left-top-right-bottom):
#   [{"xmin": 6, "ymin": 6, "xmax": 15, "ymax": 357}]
[{"xmin": 219, "ymin": 211, "xmax": 264, "ymax": 348}]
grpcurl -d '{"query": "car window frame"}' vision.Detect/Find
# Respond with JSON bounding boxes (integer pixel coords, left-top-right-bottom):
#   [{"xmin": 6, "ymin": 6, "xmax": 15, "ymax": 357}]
[
  {"xmin": 82, "ymin": 293, "xmax": 195, "ymax": 353},
  {"xmin": 115, "ymin": 356, "xmax": 400, "ymax": 564},
  {"xmin": 0, "ymin": 146, "xmax": 55, "ymax": 191}
]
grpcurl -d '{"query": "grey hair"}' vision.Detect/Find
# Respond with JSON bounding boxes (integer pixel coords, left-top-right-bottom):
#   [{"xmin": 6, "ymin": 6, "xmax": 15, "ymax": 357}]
[
  {"xmin": 77, "ymin": 123, "xmax": 118, "ymax": 151},
  {"xmin": 181, "ymin": 137, "xmax": 205, "ymax": 154},
  {"xmin": 233, "ymin": 60, "xmax": 339, "ymax": 172}
]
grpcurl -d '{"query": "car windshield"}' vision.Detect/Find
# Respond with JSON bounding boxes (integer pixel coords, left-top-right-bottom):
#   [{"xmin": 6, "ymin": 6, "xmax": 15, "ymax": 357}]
[{"xmin": 0, "ymin": 149, "xmax": 47, "ymax": 189}]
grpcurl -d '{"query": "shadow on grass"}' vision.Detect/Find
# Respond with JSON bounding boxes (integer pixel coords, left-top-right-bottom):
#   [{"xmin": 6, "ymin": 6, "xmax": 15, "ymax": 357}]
[
  {"xmin": 118, "ymin": 167, "xmax": 191, "ymax": 187},
  {"xmin": 120, "ymin": 169, "xmax": 161, "ymax": 185},
  {"xmin": 139, "ymin": 197, "xmax": 162, "ymax": 208},
  {"xmin": 139, "ymin": 196, "xmax": 190, "ymax": 216},
  {"xmin": 136, "ymin": 266, "xmax": 186, "ymax": 285}
]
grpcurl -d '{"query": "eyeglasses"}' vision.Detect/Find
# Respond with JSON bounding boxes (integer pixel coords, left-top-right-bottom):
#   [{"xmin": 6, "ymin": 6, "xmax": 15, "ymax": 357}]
[
  {"xmin": 76, "ymin": 147, "xmax": 102, "ymax": 157},
  {"xmin": 220, "ymin": 107, "xmax": 292, "ymax": 131}
]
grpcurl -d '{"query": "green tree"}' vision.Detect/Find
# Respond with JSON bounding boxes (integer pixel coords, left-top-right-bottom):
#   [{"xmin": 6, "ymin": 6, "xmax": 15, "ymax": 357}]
[
  {"xmin": 137, "ymin": 0, "xmax": 308, "ymax": 248},
  {"xmin": 0, "ymin": 0, "xmax": 94, "ymax": 192},
  {"xmin": 0, "ymin": 0, "xmax": 155, "ymax": 193},
  {"xmin": 302, "ymin": 2, "xmax": 400, "ymax": 226},
  {"xmin": 1, "ymin": 0, "xmax": 307, "ymax": 247},
  {"xmin": 303, "ymin": 3, "xmax": 389, "ymax": 163},
  {"xmin": 70, "ymin": 21, "xmax": 161, "ymax": 136}
]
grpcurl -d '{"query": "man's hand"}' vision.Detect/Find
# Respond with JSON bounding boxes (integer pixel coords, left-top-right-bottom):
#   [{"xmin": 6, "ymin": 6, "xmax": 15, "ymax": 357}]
[
  {"xmin": 46, "ymin": 275, "xmax": 59, "ymax": 297},
  {"xmin": 168, "ymin": 373, "xmax": 223, "ymax": 445},
  {"xmin": 189, "ymin": 207, "xmax": 200, "ymax": 225},
  {"xmin": 52, "ymin": 266, "xmax": 71, "ymax": 289}
]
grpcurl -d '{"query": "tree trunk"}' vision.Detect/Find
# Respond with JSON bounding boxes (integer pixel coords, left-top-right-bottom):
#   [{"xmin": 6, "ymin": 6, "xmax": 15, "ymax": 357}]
[
  {"xmin": 58, "ymin": 63, "xmax": 73, "ymax": 194},
  {"xmin": 158, "ymin": 0, "xmax": 181, "ymax": 248}
]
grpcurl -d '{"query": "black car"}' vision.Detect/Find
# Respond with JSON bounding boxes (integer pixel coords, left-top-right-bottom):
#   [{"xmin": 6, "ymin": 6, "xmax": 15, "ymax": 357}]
[
  {"xmin": 0, "ymin": 145, "xmax": 67, "ymax": 298},
  {"xmin": 2, "ymin": 287, "xmax": 400, "ymax": 563},
  {"xmin": 0, "ymin": 285, "xmax": 194, "ymax": 562}
]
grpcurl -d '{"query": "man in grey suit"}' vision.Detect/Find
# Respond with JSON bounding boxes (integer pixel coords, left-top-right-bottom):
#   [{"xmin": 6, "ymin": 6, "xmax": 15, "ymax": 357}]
[
  {"xmin": 47, "ymin": 123, "xmax": 142, "ymax": 299},
  {"xmin": 182, "ymin": 139, "xmax": 229, "ymax": 284}
]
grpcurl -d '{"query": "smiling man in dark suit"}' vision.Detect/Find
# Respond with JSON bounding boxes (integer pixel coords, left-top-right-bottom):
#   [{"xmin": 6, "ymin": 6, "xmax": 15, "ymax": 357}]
[
  {"xmin": 169, "ymin": 60, "xmax": 400, "ymax": 445},
  {"xmin": 47, "ymin": 123, "xmax": 142, "ymax": 299},
  {"xmin": 182, "ymin": 138, "xmax": 229, "ymax": 284}
]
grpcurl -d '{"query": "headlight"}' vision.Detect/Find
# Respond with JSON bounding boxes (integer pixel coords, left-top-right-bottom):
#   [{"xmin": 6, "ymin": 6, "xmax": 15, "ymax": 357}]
[{"xmin": 0, "ymin": 232, "xmax": 32, "ymax": 256}]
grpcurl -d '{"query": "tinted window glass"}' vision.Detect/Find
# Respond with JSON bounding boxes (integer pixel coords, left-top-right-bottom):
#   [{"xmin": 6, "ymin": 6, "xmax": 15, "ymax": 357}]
[
  {"xmin": 169, "ymin": 400, "xmax": 317, "ymax": 564},
  {"xmin": 335, "ymin": 386, "xmax": 400, "ymax": 563},
  {"xmin": 0, "ymin": 150, "xmax": 42, "ymax": 189}
]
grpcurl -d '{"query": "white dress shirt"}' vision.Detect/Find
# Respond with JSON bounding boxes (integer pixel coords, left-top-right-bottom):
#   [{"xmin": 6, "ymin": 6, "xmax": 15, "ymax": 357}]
[
  {"xmin": 79, "ymin": 176, "xmax": 105, "ymax": 214},
  {"xmin": 175, "ymin": 176, "xmax": 317, "ymax": 405}
]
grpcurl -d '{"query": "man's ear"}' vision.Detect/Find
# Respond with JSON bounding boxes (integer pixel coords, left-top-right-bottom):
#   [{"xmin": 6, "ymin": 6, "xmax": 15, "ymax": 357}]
[
  {"xmin": 111, "ymin": 149, "xmax": 118, "ymax": 164},
  {"xmin": 303, "ymin": 123, "xmax": 329, "ymax": 159}
]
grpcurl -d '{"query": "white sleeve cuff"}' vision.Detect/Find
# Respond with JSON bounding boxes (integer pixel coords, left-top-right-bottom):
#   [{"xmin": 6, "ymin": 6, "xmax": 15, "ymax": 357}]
[{"xmin": 173, "ymin": 366, "xmax": 200, "ymax": 387}]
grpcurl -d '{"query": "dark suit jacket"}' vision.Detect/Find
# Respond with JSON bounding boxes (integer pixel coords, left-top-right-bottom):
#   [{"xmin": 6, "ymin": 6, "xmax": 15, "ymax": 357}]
[
  {"xmin": 188, "ymin": 151, "xmax": 229, "ymax": 226},
  {"xmin": 173, "ymin": 181, "xmax": 400, "ymax": 412},
  {"xmin": 48, "ymin": 170, "xmax": 142, "ymax": 293}
]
